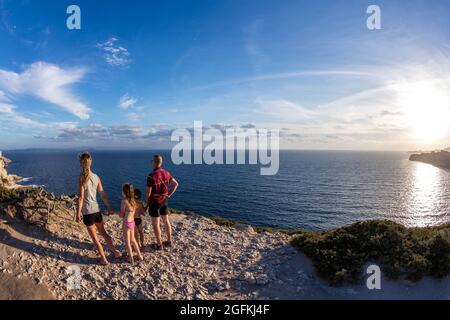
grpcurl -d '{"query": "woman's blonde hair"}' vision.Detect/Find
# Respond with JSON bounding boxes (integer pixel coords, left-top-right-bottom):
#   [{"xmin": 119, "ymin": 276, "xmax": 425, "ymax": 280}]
[
  {"xmin": 122, "ymin": 183, "xmax": 137, "ymax": 209},
  {"xmin": 79, "ymin": 152, "xmax": 92, "ymax": 187}
]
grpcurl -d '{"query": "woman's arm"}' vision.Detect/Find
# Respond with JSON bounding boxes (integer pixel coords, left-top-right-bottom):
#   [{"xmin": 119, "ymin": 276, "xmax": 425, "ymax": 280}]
[
  {"xmin": 97, "ymin": 177, "xmax": 113, "ymax": 214},
  {"xmin": 77, "ymin": 182, "xmax": 84, "ymax": 222}
]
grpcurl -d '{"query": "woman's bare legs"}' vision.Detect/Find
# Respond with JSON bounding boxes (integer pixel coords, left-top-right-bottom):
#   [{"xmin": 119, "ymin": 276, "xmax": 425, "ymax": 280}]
[
  {"xmin": 86, "ymin": 225, "xmax": 108, "ymax": 265},
  {"xmin": 96, "ymin": 222, "xmax": 121, "ymax": 258}
]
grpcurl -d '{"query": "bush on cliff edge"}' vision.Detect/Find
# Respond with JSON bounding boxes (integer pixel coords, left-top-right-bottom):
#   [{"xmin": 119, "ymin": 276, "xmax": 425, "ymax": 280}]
[
  {"xmin": 0, "ymin": 186, "xmax": 17, "ymax": 202},
  {"xmin": 291, "ymin": 220, "xmax": 450, "ymax": 285}
]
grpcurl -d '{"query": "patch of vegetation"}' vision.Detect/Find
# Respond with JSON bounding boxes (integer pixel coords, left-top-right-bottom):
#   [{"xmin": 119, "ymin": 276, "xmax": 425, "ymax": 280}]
[
  {"xmin": 291, "ymin": 220, "xmax": 450, "ymax": 286},
  {"xmin": 169, "ymin": 208, "xmax": 195, "ymax": 216},
  {"xmin": 210, "ymin": 215, "xmax": 293, "ymax": 234},
  {"xmin": 211, "ymin": 216, "xmax": 237, "ymax": 228},
  {"xmin": 0, "ymin": 186, "xmax": 18, "ymax": 202},
  {"xmin": 253, "ymin": 226, "xmax": 275, "ymax": 233}
]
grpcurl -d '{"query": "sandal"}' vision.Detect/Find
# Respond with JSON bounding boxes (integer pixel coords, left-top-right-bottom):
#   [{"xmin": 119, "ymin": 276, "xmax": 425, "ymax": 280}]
[
  {"xmin": 164, "ymin": 240, "xmax": 174, "ymax": 248},
  {"xmin": 151, "ymin": 243, "xmax": 163, "ymax": 251}
]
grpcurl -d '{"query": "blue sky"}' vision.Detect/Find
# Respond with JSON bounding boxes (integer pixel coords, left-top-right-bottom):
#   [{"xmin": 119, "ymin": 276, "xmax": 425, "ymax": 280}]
[{"xmin": 0, "ymin": 0, "xmax": 449, "ymax": 150}]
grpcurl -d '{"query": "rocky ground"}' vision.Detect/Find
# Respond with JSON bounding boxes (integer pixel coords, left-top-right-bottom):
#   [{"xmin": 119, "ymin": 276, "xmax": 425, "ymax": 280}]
[
  {"xmin": 0, "ymin": 206, "xmax": 314, "ymax": 300},
  {"xmin": 1, "ymin": 199, "xmax": 449, "ymax": 300}
]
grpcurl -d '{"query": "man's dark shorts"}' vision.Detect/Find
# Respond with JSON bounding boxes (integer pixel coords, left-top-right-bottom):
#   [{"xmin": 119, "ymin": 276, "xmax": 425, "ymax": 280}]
[
  {"xmin": 83, "ymin": 212, "xmax": 103, "ymax": 226},
  {"xmin": 149, "ymin": 200, "xmax": 169, "ymax": 218}
]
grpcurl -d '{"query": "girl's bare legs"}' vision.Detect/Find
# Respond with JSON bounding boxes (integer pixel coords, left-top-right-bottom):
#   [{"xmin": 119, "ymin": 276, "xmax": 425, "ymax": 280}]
[
  {"xmin": 130, "ymin": 228, "xmax": 144, "ymax": 261},
  {"xmin": 123, "ymin": 227, "xmax": 134, "ymax": 264},
  {"xmin": 96, "ymin": 222, "xmax": 121, "ymax": 258},
  {"xmin": 86, "ymin": 225, "xmax": 108, "ymax": 265}
]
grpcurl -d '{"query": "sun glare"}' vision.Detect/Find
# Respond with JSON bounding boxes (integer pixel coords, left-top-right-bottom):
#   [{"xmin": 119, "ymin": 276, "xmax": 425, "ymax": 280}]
[{"xmin": 397, "ymin": 81, "xmax": 450, "ymax": 142}]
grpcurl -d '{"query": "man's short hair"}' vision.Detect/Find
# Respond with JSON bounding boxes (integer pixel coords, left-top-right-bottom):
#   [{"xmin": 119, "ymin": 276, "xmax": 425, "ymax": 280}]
[{"xmin": 153, "ymin": 154, "xmax": 163, "ymax": 166}]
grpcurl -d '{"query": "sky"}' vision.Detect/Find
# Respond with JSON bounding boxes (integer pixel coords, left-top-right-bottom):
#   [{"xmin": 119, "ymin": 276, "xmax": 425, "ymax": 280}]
[{"xmin": 0, "ymin": 0, "xmax": 449, "ymax": 150}]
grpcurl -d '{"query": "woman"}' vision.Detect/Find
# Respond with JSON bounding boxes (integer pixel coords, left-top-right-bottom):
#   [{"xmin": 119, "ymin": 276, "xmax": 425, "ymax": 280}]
[{"xmin": 76, "ymin": 152, "xmax": 121, "ymax": 265}]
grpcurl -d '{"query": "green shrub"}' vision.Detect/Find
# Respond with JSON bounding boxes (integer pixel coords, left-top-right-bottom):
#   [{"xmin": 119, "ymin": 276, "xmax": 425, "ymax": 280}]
[
  {"xmin": 211, "ymin": 216, "xmax": 237, "ymax": 228},
  {"xmin": 291, "ymin": 220, "xmax": 450, "ymax": 285},
  {"xmin": 0, "ymin": 186, "xmax": 18, "ymax": 202}
]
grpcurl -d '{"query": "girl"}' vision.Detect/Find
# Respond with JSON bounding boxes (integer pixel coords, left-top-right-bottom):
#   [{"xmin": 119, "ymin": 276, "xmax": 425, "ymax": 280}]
[
  {"xmin": 133, "ymin": 189, "xmax": 146, "ymax": 248},
  {"xmin": 120, "ymin": 183, "xmax": 144, "ymax": 264},
  {"xmin": 76, "ymin": 152, "xmax": 121, "ymax": 265}
]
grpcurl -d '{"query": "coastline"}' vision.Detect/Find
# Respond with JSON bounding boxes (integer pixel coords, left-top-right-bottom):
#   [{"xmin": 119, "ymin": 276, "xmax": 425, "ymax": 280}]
[
  {"xmin": 0, "ymin": 153, "xmax": 449, "ymax": 300},
  {"xmin": 409, "ymin": 150, "xmax": 450, "ymax": 170}
]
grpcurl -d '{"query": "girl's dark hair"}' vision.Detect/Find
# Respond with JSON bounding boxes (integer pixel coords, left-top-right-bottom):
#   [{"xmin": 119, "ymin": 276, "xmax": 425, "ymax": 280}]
[
  {"xmin": 134, "ymin": 188, "xmax": 142, "ymax": 200},
  {"xmin": 122, "ymin": 183, "xmax": 136, "ymax": 208}
]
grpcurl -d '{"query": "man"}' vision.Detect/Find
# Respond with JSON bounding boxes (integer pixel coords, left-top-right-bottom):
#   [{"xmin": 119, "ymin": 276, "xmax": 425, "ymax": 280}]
[{"xmin": 146, "ymin": 155, "xmax": 179, "ymax": 250}]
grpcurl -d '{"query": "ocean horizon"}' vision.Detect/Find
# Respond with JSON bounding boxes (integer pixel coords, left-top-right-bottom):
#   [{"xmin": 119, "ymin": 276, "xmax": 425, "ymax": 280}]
[{"xmin": 5, "ymin": 149, "xmax": 449, "ymax": 231}]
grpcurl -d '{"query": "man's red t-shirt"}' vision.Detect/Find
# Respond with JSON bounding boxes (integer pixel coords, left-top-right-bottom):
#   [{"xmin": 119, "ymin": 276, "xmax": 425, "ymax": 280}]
[{"xmin": 146, "ymin": 167, "xmax": 172, "ymax": 204}]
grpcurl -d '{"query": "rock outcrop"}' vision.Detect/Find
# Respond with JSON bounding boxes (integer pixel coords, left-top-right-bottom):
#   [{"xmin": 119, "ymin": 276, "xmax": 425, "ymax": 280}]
[
  {"xmin": 0, "ymin": 152, "xmax": 22, "ymax": 189},
  {"xmin": 0, "ymin": 187, "xmax": 77, "ymax": 232},
  {"xmin": 409, "ymin": 150, "xmax": 450, "ymax": 170}
]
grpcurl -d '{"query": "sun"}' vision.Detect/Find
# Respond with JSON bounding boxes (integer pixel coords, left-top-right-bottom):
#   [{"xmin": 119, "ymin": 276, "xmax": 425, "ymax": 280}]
[{"xmin": 397, "ymin": 80, "xmax": 450, "ymax": 142}]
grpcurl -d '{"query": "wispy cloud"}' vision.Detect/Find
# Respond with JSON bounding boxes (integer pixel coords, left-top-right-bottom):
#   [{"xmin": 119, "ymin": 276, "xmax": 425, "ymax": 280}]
[
  {"xmin": 118, "ymin": 93, "xmax": 138, "ymax": 109},
  {"xmin": 97, "ymin": 37, "xmax": 131, "ymax": 67},
  {"xmin": 0, "ymin": 102, "xmax": 45, "ymax": 128},
  {"xmin": 0, "ymin": 0, "xmax": 16, "ymax": 35},
  {"xmin": 190, "ymin": 70, "xmax": 375, "ymax": 91},
  {"xmin": 0, "ymin": 62, "xmax": 90, "ymax": 119},
  {"xmin": 243, "ymin": 19, "xmax": 267, "ymax": 73}
]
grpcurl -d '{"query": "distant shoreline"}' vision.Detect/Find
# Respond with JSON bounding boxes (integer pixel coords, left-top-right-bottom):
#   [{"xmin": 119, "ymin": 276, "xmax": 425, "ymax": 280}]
[
  {"xmin": 409, "ymin": 150, "xmax": 450, "ymax": 171},
  {"xmin": 4, "ymin": 148, "xmax": 415, "ymax": 153}
]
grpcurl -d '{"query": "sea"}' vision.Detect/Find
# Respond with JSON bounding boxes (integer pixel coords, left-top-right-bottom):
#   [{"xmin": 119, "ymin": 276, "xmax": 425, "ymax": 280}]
[{"xmin": 5, "ymin": 150, "xmax": 450, "ymax": 231}]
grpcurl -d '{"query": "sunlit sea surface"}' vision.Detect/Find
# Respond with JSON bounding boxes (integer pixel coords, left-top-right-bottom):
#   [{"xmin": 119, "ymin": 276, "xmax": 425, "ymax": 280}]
[{"xmin": 6, "ymin": 150, "xmax": 450, "ymax": 231}]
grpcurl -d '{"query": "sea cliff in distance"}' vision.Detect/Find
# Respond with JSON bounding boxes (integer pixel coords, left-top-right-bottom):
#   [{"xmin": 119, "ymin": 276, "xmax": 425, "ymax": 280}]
[{"xmin": 409, "ymin": 149, "xmax": 450, "ymax": 170}]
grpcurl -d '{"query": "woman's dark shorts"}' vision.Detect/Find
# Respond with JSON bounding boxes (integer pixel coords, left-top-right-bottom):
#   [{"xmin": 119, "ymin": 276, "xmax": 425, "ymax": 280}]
[
  {"xmin": 83, "ymin": 212, "xmax": 103, "ymax": 226},
  {"xmin": 134, "ymin": 218, "xmax": 143, "ymax": 226}
]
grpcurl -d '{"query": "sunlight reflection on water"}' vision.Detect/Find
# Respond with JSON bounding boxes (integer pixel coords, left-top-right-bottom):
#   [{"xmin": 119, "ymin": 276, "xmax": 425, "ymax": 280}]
[{"xmin": 407, "ymin": 162, "xmax": 447, "ymax": 227}]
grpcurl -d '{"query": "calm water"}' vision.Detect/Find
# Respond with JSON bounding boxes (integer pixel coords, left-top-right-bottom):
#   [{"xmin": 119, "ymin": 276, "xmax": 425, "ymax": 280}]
[{"xmin": 5, "ymin": 150, "xmax": 450, "ymax": 230}]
